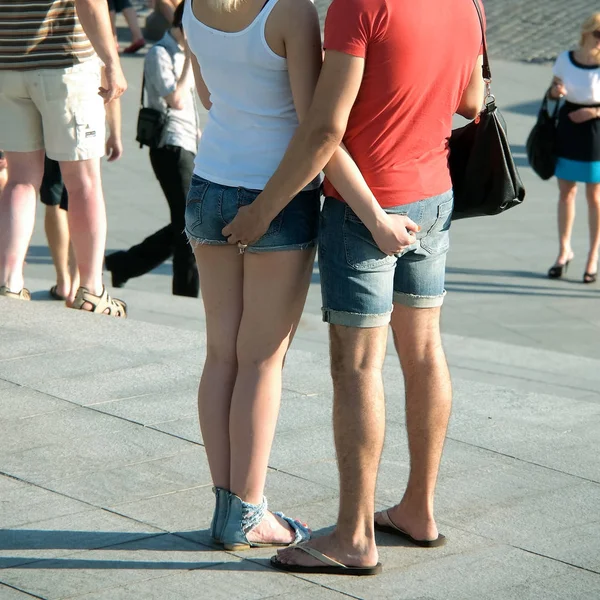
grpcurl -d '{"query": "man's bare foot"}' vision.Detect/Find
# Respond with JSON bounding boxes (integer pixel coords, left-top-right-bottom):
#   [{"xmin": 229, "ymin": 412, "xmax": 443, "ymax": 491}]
[
  {"xmin": 375, "ymin": 504, "xmax": 439, "ymax": 542},
  {"xmin": 246, "ymin": 511, "xmax": 300, "ymax": 545},
  {"xmin": 275, "ymin": 532, "xmax": 378, "ymax": 569}
]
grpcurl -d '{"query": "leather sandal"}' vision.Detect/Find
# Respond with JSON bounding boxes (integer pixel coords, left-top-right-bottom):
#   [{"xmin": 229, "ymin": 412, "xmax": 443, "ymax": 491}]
[
  {"xmin": 71, "ymin": 286, "xmax": 127, "ymax": 317},
  {"xmin": 0, "ymin": 286, "xmax": 31, "ymax": 300}
]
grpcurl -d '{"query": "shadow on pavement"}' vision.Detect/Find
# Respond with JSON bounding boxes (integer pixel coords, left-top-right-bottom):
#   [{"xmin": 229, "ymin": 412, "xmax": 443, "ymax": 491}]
[{"xmin": 503, "ymin": 99, "xmax": 544, "ymax": 117}]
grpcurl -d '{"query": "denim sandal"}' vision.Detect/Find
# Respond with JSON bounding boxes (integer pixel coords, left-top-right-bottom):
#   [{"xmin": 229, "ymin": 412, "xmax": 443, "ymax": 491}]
[
  {"xmin": 221, "ymin": 493, "xmax": 310, "ymax": 551},
  {"xmin": 210, "ymin": 487, "xmax": 231, "ymax": 543}
]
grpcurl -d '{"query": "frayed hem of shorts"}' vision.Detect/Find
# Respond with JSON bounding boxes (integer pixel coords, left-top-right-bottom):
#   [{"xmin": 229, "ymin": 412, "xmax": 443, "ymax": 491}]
[
  {"xmin": 186, "ymin": 235, "xmax": 229, "ymax": 250},
  {"xmin": 321, "ymin": 308, "xmax": 391, "ymax": 328},
  {"xmin": 185, "ymin": 233, "xmax": 316, "ymax": 253},
  {"xmin": 246, "ymin": 240, "xmax": 317, "ymax": 253},
  {"xmin": 393, "ymin": 290, "xmax": 446, "ymax": 309}
]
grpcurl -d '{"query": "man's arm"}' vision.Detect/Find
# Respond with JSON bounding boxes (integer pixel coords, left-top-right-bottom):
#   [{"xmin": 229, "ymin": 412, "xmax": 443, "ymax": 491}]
[
  {"xmin": 456, "ymin": 55, "xmax": 485, "ymax": 120},
  {"xmin": 75, "ymin": 0, "xmax": 127, "ymax": 103},
  {"xmin": 102, "ymin": 69, "xmax": 123, "ymax": 161},
  {"xmin": 223, "ymin": 49, "xmax": 419, "ymax": 251},
  {"xmin": 164, "ymin": 51, "xmax": 193, "ymax": 110}
]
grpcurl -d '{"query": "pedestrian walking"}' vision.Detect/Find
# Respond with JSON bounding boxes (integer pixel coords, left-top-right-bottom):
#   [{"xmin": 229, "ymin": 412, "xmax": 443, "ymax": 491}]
[
  {"xmin": 0, "ymin": 0, "xmax": 127, "ymax": 316},
  {"xmin": 547, "ymin": 12, "xmax": 600, "ymax": 284},
  {"xmin": 105, "ymin": 1, "xmax": 199, "ymax": 298},
  {"xmin": 108, "ymin": 0, "xmax": 146, "ymax": 54},
  {"xmin": 225, "ymin": 0, "xmax": 485, "ymax": 574}
]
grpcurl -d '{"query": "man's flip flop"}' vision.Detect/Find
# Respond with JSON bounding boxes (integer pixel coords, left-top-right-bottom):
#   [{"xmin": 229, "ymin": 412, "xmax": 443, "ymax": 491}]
[
  {"xmin": 270, "ymin": 545, "xmax": 382, "ymax": 576},
  {"xmin": 374, "ymin": 510, "xmax": 446, "ymax": 548}
]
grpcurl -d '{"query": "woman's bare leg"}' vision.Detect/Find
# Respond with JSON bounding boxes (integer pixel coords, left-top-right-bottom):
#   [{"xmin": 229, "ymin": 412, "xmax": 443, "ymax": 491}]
[
  {"xmin": 194, "ymin": 244, "xmax": 244, "ymax": 490},
  {"xmin": 555, "ymin": 178, "xmax": 577, "ymax": 264},
  {"xmin": 585, "ymin": 183, "xmax": 600, "ymax": 276},
  {"xmin": 229, "ymin": 247, "xmax": 315, "ymax": 543},
  {"xmin": 122, "ymin": 7, "xmax": 144, "ymax": 42}
]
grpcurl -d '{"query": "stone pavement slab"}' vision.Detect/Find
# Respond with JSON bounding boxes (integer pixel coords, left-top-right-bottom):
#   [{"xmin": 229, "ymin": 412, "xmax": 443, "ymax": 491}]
[{"xmin": 1, "ymin": 299, "xmax": 599, "ymax": 599}]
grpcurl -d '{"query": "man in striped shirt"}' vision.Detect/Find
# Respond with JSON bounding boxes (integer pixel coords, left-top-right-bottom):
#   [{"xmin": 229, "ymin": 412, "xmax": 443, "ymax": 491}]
[{"xmin": 0, "ymin": 0, "xmax": 128, "ymax": 316}]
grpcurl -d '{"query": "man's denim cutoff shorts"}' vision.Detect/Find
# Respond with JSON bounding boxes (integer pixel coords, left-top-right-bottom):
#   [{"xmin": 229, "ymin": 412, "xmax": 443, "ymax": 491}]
[
  {"xmin": 319, "ymin": 191, "xmax": 453, "ymax": 328},
  {"xmin": 185, "ymin": 175, "xmax": 320, "ymax": 252}
]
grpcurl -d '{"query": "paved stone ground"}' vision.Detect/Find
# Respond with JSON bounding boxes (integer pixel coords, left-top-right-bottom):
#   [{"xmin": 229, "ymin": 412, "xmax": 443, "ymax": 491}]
[
  {"xmin": 313, "ymin": 0, "xmax": 599, "ymax": 63},
  {"xmin": 2, "ymin": 6, "xmax": 600, "ymax": 600},
  {"xmin": 132, "ymin": 0, "xmax": 599, "ymax": 62},
  {"xmin": 1, "ymin": 298, "xmax": 599, "ymax": 600}
]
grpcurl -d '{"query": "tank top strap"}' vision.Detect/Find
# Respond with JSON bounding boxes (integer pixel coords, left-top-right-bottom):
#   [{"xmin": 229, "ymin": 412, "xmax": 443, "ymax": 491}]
[{"xmin": 257, "ymin": 0, "xmax": 281, "ymax": 30}]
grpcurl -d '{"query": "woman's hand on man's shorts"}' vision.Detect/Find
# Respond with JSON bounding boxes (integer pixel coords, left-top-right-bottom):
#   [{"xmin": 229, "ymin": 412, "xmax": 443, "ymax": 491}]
[{"xmin": 372, "ymin": 213, "xmax": 420, "ymax": 256}]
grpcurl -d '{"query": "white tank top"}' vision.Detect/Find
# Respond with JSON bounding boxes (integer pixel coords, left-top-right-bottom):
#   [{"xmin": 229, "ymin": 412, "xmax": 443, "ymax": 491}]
[{"xmin": 183, "ymin": 0, "xmax": 320, "ymax": 190}]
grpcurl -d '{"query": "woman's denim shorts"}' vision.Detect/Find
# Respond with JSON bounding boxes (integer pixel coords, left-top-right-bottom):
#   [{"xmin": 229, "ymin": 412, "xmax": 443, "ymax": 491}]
[
  {"xmin": 185, "ymin": 175, "xmax": 320, "ymax": 252},
  {"xmin": 319, "ymin": 190, "xmax": 453, "ymax": 328}
]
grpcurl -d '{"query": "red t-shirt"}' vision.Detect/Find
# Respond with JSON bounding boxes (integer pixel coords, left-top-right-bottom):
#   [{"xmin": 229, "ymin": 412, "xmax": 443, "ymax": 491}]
[{"xmin": 323, "ymin": 0, "xmax": 485, "ymax": 207}]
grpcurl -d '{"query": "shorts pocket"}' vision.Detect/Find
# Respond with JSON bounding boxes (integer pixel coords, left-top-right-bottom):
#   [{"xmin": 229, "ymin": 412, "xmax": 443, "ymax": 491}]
[
  {"xmin": 185, "ymin": 176, "xmax": 209, "ymax": 230},
  {"xmin": 74, "ymin": 111, "xmax": 101, "ymax": 149},
  {"xmin": 237, "ymin": 187, "xmax": 283, "ymax": 237},
  {"xmin": 420, "ymin": 197, "xmax": 453, "ymax": 255},
  {"xmin": 343, "ymin": 206, "xmax": 396, "ymax": 271}
]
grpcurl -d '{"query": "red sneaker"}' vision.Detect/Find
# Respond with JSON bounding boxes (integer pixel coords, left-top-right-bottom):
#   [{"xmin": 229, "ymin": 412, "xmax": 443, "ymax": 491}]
[{"xmin": 122, "ymin": 38, "xmax": 145, "ymax": 54}]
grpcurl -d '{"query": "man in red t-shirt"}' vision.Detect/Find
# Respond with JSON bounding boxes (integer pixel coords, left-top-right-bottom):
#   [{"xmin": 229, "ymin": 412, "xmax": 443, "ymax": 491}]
[{"xmin": 224, "ymin": 0, "xmax": 485, "ymax": 574}]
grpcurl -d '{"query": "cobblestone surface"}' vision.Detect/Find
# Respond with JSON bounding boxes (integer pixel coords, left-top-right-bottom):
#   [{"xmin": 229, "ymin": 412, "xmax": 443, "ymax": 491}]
[{"xmin": 314, "ymin": 0, "xmax": 599, "ymax": 63}]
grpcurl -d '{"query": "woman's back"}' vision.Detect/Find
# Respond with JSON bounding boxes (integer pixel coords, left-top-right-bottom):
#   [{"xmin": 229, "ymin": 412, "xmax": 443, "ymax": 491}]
[{"xmin": 184, "ymin": 0, "xmax": 305, "ymax": 190}]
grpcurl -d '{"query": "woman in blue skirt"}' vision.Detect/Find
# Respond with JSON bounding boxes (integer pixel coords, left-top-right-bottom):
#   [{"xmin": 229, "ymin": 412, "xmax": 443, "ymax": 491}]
[{"xmin": 548, "ymin": 12, "xmax": 600, "ymax": 283}]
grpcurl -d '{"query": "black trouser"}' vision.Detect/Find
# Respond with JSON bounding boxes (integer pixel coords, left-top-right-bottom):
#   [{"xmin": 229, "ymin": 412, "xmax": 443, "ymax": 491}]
[{"xmin": 110, "ymin": 145, "xmax": 199, "ymax": 297}]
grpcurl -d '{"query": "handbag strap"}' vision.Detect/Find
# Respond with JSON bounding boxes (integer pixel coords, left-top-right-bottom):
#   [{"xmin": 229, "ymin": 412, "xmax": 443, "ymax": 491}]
[
  {"xmin": 140, "ymin": 73, "xmax": 146, "ymax": 109},
  {"xmin": 470, "ymin": 0, "xmax": 492, "ymax": 85}
]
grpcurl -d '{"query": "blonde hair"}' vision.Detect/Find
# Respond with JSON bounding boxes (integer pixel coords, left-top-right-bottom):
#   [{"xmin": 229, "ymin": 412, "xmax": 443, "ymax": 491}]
[
  {"xmin": 580, "ymin": 12, "xmax": 600, "ymax": 48},
  {"xmin": 206, "ymin": 0, "xmax": 243, "ymax": 11}
]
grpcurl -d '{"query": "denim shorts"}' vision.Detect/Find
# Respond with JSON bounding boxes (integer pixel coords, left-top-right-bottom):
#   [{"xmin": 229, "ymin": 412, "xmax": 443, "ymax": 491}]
[
  {"xmin": 185, "ymin": 175, "xmax": 320, "ymax": 252},
  {"xmin": 319, "ymin": 191, "xmax": 453, "ymax": 328}
]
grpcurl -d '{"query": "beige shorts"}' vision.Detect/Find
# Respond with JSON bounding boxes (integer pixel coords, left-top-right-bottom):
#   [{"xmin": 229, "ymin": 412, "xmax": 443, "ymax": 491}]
[{"xmin": 0, "ymin": 60, "xmax": 106, "ymax": 161}]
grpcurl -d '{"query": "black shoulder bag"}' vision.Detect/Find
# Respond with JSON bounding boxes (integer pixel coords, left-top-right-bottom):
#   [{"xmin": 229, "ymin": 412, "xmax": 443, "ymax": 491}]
[
  {"xmin": 526, "ymin": 93, "xmax": 560, "ymax": 180},
  {"xmin": 136, "ymin": 43, "xmax": 173, "ymax": 149},
  {"xmin": 449, "ymin": 0, "xmax": 526, "ymax": 220},
  {"xmin": 136, "ymin": 72, "xmax": 167, "ymax": 149}
]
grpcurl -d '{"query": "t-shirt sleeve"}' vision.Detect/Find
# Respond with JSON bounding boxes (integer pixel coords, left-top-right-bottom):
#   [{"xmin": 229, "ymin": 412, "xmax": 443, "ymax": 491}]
[
  {"xmin": 145, "ymin": 46, "xmax": 176, "ymax": 98},
  {"xmin": 552, "ymin": 52, "xmax": 567, "ymax": 79},
  {"xmin": 324, "ymin": 0, "xmax": 382, "ymax": 58}
]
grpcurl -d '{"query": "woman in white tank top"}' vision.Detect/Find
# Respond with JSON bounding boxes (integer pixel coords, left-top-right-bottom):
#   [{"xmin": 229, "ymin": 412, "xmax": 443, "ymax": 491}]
[{"xmin": 182, "ymin": 0, "xmax": 322, "ymax": 550}]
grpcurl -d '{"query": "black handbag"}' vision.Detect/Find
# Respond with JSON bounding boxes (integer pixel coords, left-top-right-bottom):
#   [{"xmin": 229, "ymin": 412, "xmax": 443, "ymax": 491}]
[
  {"xmin": 526, "ymin": 94, "xmax": 559, "ymax": 180},
  {"xmin": 136, "ymin": 73, "xmax": 167, "ymax": 149},
  {"xmin": 449, "ymin": 0, "xmax": 526, "ymax": 220}
]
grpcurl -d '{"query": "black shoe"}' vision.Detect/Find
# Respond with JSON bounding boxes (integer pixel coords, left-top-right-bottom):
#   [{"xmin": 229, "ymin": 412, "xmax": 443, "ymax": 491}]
[
  {"xmin": 104, "ymin": 252, "xmax": 128, "ymax": 288},
  {"xmin": 548, "ymin": 258, "xmax": 572, "ymax": 279},
  {"xmin": 583, "ymin": 272, "xmax": 597, "ymax": 284}
]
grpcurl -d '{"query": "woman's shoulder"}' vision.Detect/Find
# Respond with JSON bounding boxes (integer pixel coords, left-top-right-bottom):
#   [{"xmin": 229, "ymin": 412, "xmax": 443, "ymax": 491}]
[{"xmin": 271, "ymin": 0, "xmax": 318, "ymax": 22}]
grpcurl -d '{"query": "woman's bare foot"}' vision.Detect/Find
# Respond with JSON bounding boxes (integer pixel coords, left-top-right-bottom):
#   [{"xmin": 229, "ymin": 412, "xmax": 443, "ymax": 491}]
[
  {"xmin": 555, "ymin": 250, "xmax": 574, "ymax": 266},
  {"xmin": 375, "ymin": 503, "xmax": 439, "ymax": 542},
  {"xmin": 246, "ymin": 511, "xmax": 306, "ymax": 545},
  {"xmin": 275, "ymin": 532, "xmax": 378, "ymax": 568}
]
